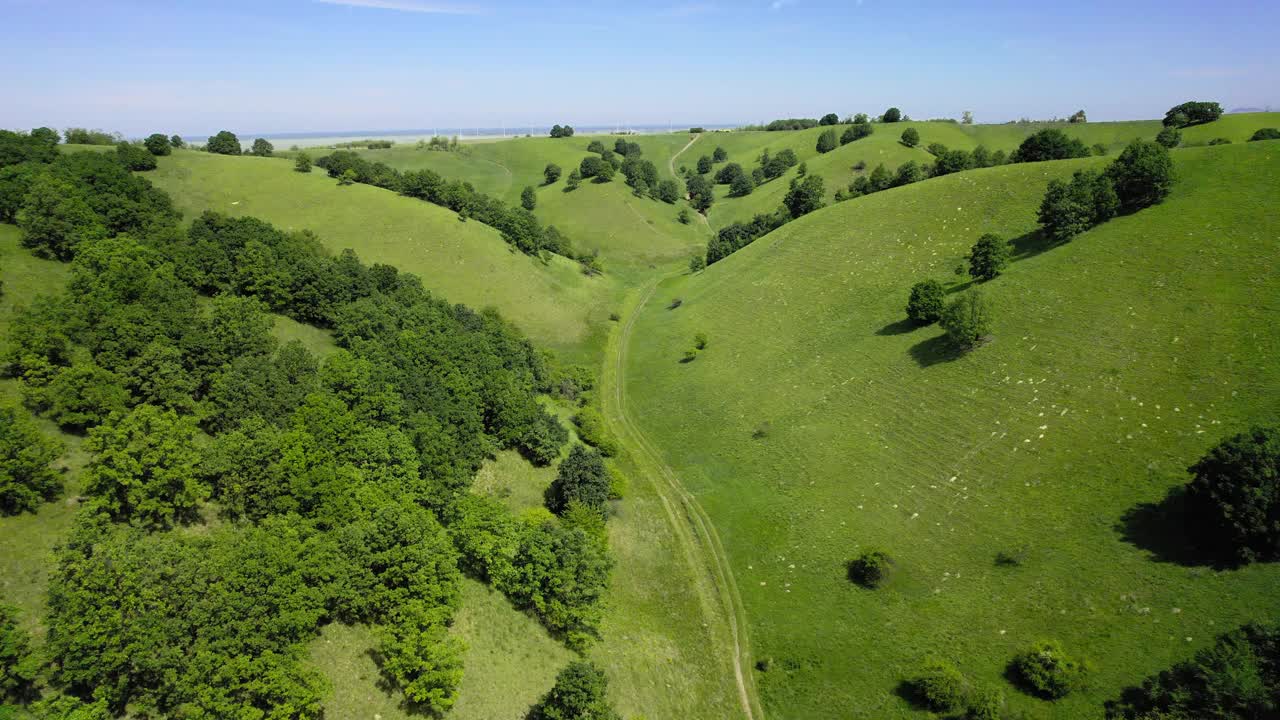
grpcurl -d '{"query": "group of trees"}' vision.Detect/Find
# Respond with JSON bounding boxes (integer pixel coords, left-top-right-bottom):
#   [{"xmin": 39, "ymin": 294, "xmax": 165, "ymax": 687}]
[
  {"xmin": 1038, "ymin": 139, "xmax": 1172, "ymax": 243},
  {"xmin": 0, "ymin": 136, "xmax": 620, "ymax": 717},
  {"xmin": 1162, "ymin": 101, "xmax": 1224, "ymax": 128},
  {"xmin": 549, "ymin": 124, "xmax": 575, "ymax": 138}
]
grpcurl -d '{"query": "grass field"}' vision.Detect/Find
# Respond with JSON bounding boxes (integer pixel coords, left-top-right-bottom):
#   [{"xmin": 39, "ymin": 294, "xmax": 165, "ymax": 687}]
[
  {"xmin": 620, "ymin": 141, "xmax": 1280, "ymax": 718},
  {"xmin": 145, "ymin": 150, "xmax": 617, "ymax": 363}
]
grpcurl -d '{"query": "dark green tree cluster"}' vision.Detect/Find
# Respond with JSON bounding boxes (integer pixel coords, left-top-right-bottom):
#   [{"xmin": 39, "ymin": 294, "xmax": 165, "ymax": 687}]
[
  {"xmin": 967, "ymin": 233, "xmax": 1011, "ymax": 281},
  {"xmin": 816, "ymin": 129, "xmax": 838, "ymax": 153},
  {"xmin": 549, "ymin": 124, "xmax": 575, "ymax": 138},
  {"xmin": 205, "ymin": 130, "xmax": 241, "ymax": 155},
  {"xmin": 905, "ymin": 279, "xmax": 945, "ymax": 325},
  {"xmin": 819, "ymin": 113, "xmax": 839, "ymax": 126},
  {"xmin": 904, "ymin": 657, "xmax": 1005, "ymax": 718},
  {"xmin": 528, "ymin": 660, "xmax": 620, "ymax": 720},
  {"xmin": 115, "ymin": 142, "xmax": 157, "ymax": 171},
  {"xmin": 249, "ymin": 138, "xmax": 274, "ymax": 157},
  {"xmin": 544, "ymin": 163, "xmax": 562, "ymax": 184},
  {"xmin": 1183, "ymin": 426, "xmax": 1280, "ymax": 563},
  {"xmin": 63, "ymin": 128, "xmax": 121, "ymax": 145},
  {"xmin": 783, "ymin": 174, "xmax": 825, "ymax": 218},
  {"xmin": 546, "ymin": 445, "xmax": 610, "ymax": 517},
  {"xmin": 0, "ymin": 405, "xmax": 63, "ymax": 514},
  {"xmin": 1037, "ymin": 140, "xmax": 1171, "ymax": 243},
  {"xmin": 613, "ymin": 138, "xmax": 641, "ymax": 157},
  {"xmin": 0, "ymin": 604, "xmax": 38, "ymax": 703},
  {"xmin": 1162, "ymin": 101, "xmax": 1223, "ymax": 128},
  {"xmin": 1250, "ymin": 128, "xmax": 1280, "ymax": 142},
  {"xmin": 900, "ymin": 127, "xmax": 919, "ymax": 147},
  {"xmin": 762, "ymin": 118, "xmax": 820, "ymax": 131},
  {"xmin": 1104, "ymin": 622, "xmax": 1280, "ymax": 719},
  {"xmin": 704, "ymin": 210, "xmax": 788, "ymax": 265},
  {"xmin": 712, "ymin": 146, "xmax": 728, "ymax": 162},
  {"xmin": 881, "ymin": 107, "xmax": 903, "ymax": 122},
  {"xmin": 143, "ymin": 133, "xmax": 171, "ymax": 156},
  {"xmin": 1155, "ymin": 126, "xmax": 1182, "ymax": 148},
  {"xmin": 686, "ymin": 173, "xmax": 714, "ymax": 213},
  {"xmin": 621, "ymin": 156, "xmax": 659, "ymax": 197},
  {"xmin": 756, "ymin": 148, "xmax": 799, "ymax": 181},
  {"xmin": 316, "ymin": 151, "xmax": 574, "ymax": 257},
  {"xmin": 840, "ymin": 118, "xmax": 873, "ymax": 145},
  {"xmin": 1011, "ymin": 129, "xmax": 1090, "ymax": 163}
]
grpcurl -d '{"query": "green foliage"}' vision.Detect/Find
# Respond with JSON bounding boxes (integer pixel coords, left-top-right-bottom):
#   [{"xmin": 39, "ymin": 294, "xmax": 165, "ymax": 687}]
[
  {"xmin": 819, "ymin": 113, "xmax": 839, "ymax": 126},
  {"xmin": 294, "ymin": 152, "xmax": 312, "ymax": 173},
  {"xmin": 548, "ymin": 124, "xmax": 574, "ymax": 138},
  {"xmin": 893, "ymin": 160, "xmax": 925, "ymax": 187},
  {"xmin": 1104, "ymin": 622, "xmax": 1279, "ymax": 720},
  {"xmin": 1012, "ymin": 129, "xmax": 1090, "ymax": 163},
  {"xmin": 84, "ymin": 404, "xmax": 205, "ymax": 529},
  {"xmin": 62, "ymin": 128, "xmax": 119, "ymax": 145},
  {"xmin": 967, "ymin": 233, "xmax": 1011, "ymax": 281},
  {"xmin": 940, "ymin": 290, "xmax": 992, "ymax": 349},
  {"xmin": 656, "ymin": 178, "xmax": 680, "ymax": 204},
  {"xmin": 250, "ymin": 138, "xmax": 274, "ymax": 157},
  {"xmin": 846, "ymin": 549, "xmax": 892, "ymax": 588},
  {"xmin": 338, "ymin": 168, "xmax": 357, "ymax": 186},
  {"xmin": 882, "ymin": 107, "xmax": 903, "ymax": 123},
  {"xmin": 1249, "ymin": 128, "xmax": 1280, "ymax": 142},
  {"xmin": 375, "ymin": 623, "xmax": 465, "ymax": 715},
  {"xmin": 932, "ymin": 148, "xmax": 972, "ymax": 176},
  {"xmin": 906, "ymin": 279, "xmax": 945, "ymax": 325},
  {"xmin": 712, "ymin": 146, "xmax": 728, "ymax": 162},
  {"xmin": 543, "ymin": 163, "xmax": 562, "ymax": 185},
  {"xmin": 910, "ymin": 657, "xmax": 968, "ymax": 712},
  {"xmin": 529, "ymin": 660, "xmax": 621, "ymax": 720},
  {"xmin": 206, "ymin": 130, "xmax": 241, "ymax": 155},
  {"xmin": 1010, "ymin": 640, "xmax": 1090, "ymax": 699},
  {"xmin": 30, "ymin": 362, "xmax": 130, "ymax": 432},
  {"xmin": 696, "ymin": 155, "xmax": 713, "ymax": 174},
  {"xmin": 1105, "ymin": 140, "xmax": 1174, "ymax": 212},
  {"xmin": 0, "ymin": 404, "xmax": 64, "ymax": 515},
  {"xmin": 1185, "ymin": 426, "xmax": 1280, "ymax": 563},
  {"xmin": 965, "ymin": 686, "xmax": 1005, "ymax": 720},
  {"xmin": 522, "ymin": 185, "xmax": 537, "ymax": 211},
  {"xmin": 816, "ymin": 129, "xmax": 838, "ymax": 154},
  {"xmin": 547, "ymin": 444, "xmax": 609, "ymax": 516},
  {"xmin": 586, "ymin": 140, "xmax": 604, "ymax": 154},
  {"xmin": 713, "ymin": 162, "xmax": 746, "ymax": 186},
  {"xmin": 1037, "ymin": 169, "xmax": 1119, "ymax": 242},
  {"xmin": 841, "ymin": 122, "xmax": 873, "ymax": 145},
  {"xmin": 566, "ymin": 169, "xmax": 581, "ymax": 191},
  {"xmin": 686, "ymin": 174, "xmax": 714, "ymax": 213},
  {"xmin": 1155, "ymin": 126, "xmax": 1182, "ymax": 148},
  {"xmin": 169, "ymin": 134, "xmax": 185, "ymax": 149},
  {"xmin": 783, "ymin": 174, "xmax": 825, "ymax": 218},
  {"xmin": 1163, "ymin": 101, "xmax": 1223, "ymax": 127},
  {"xmin": 573, "ymin": 407, "xmax": 618, "ymax": 457},
  {"xmin": 17, "ymin": 174, "xmax": 107, "ymax": 260},
  {"xmin": 0, "ymin": 604, "xmax": 39, "ymax": 702},
  {"xmin": 900, "ymin": 127, "xmax": 920, "ymax": 147},
  {"xmin": 143, "ymin": 133, "xmax": 171, "ymax": 156},
  {"xmin": 677, "ymin": 208, "xmax": 692, "ymax": 225}
]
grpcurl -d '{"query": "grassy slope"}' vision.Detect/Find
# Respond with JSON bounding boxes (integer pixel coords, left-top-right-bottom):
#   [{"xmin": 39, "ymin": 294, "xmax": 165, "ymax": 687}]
[
  {"xmin": 623, "ymin": 142, "xmax": 1280, "ymax": 718},
  {"xmin": 146, "ymin": 150, "xmax": 614, "ymax": 362}
]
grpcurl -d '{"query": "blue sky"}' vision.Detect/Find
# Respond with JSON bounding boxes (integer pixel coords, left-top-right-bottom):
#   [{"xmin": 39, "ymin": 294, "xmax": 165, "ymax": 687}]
[{"xmin": 1, "ymin": 0, "xmax": 1276, "ymax": 135}]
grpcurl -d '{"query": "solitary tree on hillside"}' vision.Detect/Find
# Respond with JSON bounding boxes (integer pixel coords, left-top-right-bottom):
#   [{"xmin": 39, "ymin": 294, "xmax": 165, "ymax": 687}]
[
  {"xmin": 882, "ymin": 107, "xmax": 903, "ymax": 123},
  {"xmin": 656, "ymin": 179, "xmax": 680, "ymax": 204},
  {"xmin": 816, "ymin": 129, "xmax": 838, "ymax": 153},
  {"xmin": 906, "ymin": 279, "xmax": 945, "ymax": 325},
  {"xmin": 1184, "ymin": 426, "xmax": 1280, "ymax": 563},
  {"xmin": 1162, "ymin": 101, "xmax": 1223, "ymax": 128},
  {"xmin": 528, "ymin": 661, "xmax": 621, "ymax": 720},
  {"xmin": 169, "ymin": 134, "xmax": 185, "ymax": 148},
  {"xmin": 900, "ymin": 127, "xmax": 920, "ymax": 148},
  {"xmin": 0, "ymin": 405, "xmax": 64, "ymax": 515},
  {"xmin": 729, "ymin": 172, "xmax": 754, "ymax": 198},
  {"xmin": 783, "ymin": 174, "xmax": 825, "ymax": 218},
  {"xmin": 521, "ymin": 186, "xmax": 537, "ymax": 211},
  {"xmin": 250, "ymin": 138, "xmax": 274, "ymax": 157},
  {"xmin": 294, "ymin": 152, "xmax": 312, "ymax": 173},
  {"xmin": 967, "ymin": 233, "xmax": 1011, "ymax": 281},
  {"xmin": 543, "ymin": 163, "xmax": 562, "ymax": 185},
  {"xmin": 206, "ymin": 130, "xmax": 241, "ymax": 155},
  {"xmin": 546, "ymin": 444, "xmax": 609, "ymax": 517},
  {"xmin": 697, "ymin": 155, "xmax": 713, "ymax": 174},
  {"xmin": 961, "ymin": 111, "xmax": 974, "ymax": 125},
  {"xmin": 587, "ymin": 139, "xmax": 605, "ymax": 154},
  {"xmin": 712, "ymin": 146, "xmax": 728, "ymax": 162},
  {"xmin": 819, "ymin": 113, "xmax": 839, "ymax": 126},
  {"xmin": 144, "ymin": 133, "xmax": 172, "ymax": 156},
  {"xmin": 566, "ymin": 169, "xmax": 582, "ymax": 191},
  {"xmin": 940, "ymin": 290, "xmax": 992, "ymax": 349}
]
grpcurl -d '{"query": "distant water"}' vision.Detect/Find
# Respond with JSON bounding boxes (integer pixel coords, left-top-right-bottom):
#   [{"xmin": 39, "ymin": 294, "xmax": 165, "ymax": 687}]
[{"xmin": 181, "ymin": 123, "xmax": 741, "ymax": 148}]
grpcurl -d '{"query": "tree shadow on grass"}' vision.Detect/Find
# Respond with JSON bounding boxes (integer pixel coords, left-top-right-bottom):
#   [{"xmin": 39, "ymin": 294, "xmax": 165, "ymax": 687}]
[
  {"xmin": 876, "ymin": 318, "xmax": 919, "ymax": 336},
  {"xmin": 945, "ymin": 279, "xmax": 976, "ymax": 295},
  {"xmin": 1115, "ymin": 486, "xmax": 1240, "ymax": 570},
  {"xmin": 908, "ymin": 333, "xmax": 963, "ymax": 368},
  {"xmin": 1009, "ymin": 228, "xmax": 1064, "ymax": 263}
]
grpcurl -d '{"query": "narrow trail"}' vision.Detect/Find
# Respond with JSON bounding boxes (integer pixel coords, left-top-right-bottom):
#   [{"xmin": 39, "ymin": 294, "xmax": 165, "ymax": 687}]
[
  {"xmin": 668, "ymin": 134, "xmax": 714, "ymax": 230},
  {"xmin": 603, "ymin": 278, "xmax": 764, "ymax": 720}
]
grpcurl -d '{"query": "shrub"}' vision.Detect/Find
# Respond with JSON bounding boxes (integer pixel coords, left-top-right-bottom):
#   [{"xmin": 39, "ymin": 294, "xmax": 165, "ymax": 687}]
[
  {"xmin": 143, "ymin": 133, "xmax": 171, "ymax": 156},
  {"xmin": 206, "ymin": 130, "xmax": 241, "ymax": 155},
  {"xmin": 529, "ymin": 661, "xmax": 621, "ymax": 720},
  {"xmin": 689, "ymin": 253, "xmax": 705, "ymax": 272},
  {"xmin": 816, "ymin": 129, "xmax": 838, "ymax": 153},
  {"xmin": 906, "ymin": 279, "xmax": 945, "ymax": 325},
  {"xmin": 1249, "ymin": 128, "xmax": 1280, "ymax": 142},
  {"xmin": 965, "ymin": 686, "xmax": 1005, "ymax": 720},
  {"xmin": 586, "ymin": 140, "xmax": 604, "ymax": 154},
  {"xmin": 910, "ymin": 657, "xmax": 968, "ymax": 712},
  {"xmin": 294, "ymin": 152, "xmax": 312, "ymax": 173},
  {"xmin": 338, "ymin": 168, "xmax": 357, "ymax": 186},
  {"xmin": 1208, "ymin": 137, "xmax": 1232, "ymax": 145},
  {"xmin": 546, "ymin": 445, "xmax": 609, "ymax": 517},
  {"xmin": 900, "ymin": 127, "xmax": 920, "ymax": 147},
  {"xmin": 543, "ymin": 163, "xmax": 562, "ymax": 184},
  {"xmin": 841, "ymin": 122, "xmax": 873, "ymax": 145},
  {"xmin": 940, "ymin": 290, "xmax": 992, "ymax": 349},
  {"xmin": 1010, "ymin": 641, "xmax": 1090, "ymax": 699},
  {"xmin": 714, "ymin": 162, "xmax": 746, "ymax": 185},
  {"xmin": 1105, "ymin": 140, "xmax": 1173, "ymax": 213},
  {"xmin": 846, "ymin": 549, "xmax": 893, "ymax": 588},
  {"xmin": 819, "ymin": 113, "xmax": 839, "ymax": 126},
  {"xmin": 1184, "ymin": 426, "xmax": 1280, "ymax": 563},
  {"xmin": 116, "ymin": 142, "xmax": 157, "ymax": 171},
  {"xmin": 693, "ymin": 332, "xmax": 708, "ymax": 350},
  {"xmin": 893, "ymin": 161, "xmax": 925, "ymax": 187},
  {"xmin": 566, "ymin": 169, "xmax": 581, "ymax": 191},
  {"xmin": 0, "ymin": 405, "xmax": 64, "ymax": 515},
  {"xmin": 712, "ymin": 146, "xmax": 728, "ymax": 162},
  {"xmin": 967, "ymin": 233, "xmax": 1011, "ymax": 281},
  {"xmin": 682, "ymin": 348, "xmax": 698, "ymax": 363},
  {"xmin": 1162, "ymin": 101, "xmax": 1223, "ymax": 127},
  {"xmin": 783, "ymin": 175, "xmax": 825, "ymax": 218},
  {"xmin": 1155, "ymin": 126, "xmax": 1181, "ymax": 148},
  {"xmin": 882, "ymin": 107, "xmax": 902, "ymax": 123},
  {"xmin": 521, "ymin": 186, "xmax": 536, "ymax": 211},
  {"xmin": 932, "ymin": 149, "xmax": 972, "ymax": 176},
  {"xmin": 572, "ymin": 407, "xmax": 618, "ymax": 457},
  {"xmin": 250, "ymin": 138, "xmax": 274, "ymax": 157},
  {"xmin": 729, "ymin": 173, "xmax": 754, "ymax": 198},
  {"xmin": 995, "ymin": 547, "xmax": 1028, "ymax": 567},
  {"xmin": 656, "ymin": 179, "xmax": 680, "ymax": 203},
  {"xmin": 677, "ymin": 208, "xmax": 692, "ymax": 225},
  {"xmin": 1012, "ymin": 129, "xmax": 1089, "ymax": 162}
]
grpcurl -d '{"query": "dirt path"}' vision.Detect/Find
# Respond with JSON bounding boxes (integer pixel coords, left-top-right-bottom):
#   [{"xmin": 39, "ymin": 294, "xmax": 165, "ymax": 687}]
[
  {"xmin": 602, "ymin": 279, "xmax": 763, "ymax": 720},
  {"xmin": 668, "ymin": 134, "xmax": 714, "ymax": 230}
]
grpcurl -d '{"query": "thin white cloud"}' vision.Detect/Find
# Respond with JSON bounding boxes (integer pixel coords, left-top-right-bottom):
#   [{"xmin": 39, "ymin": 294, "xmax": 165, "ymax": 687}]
[
  {"xmin": 314, "ymin": 0, "xmax": 483, "ymax": 15},
  {"xmin": 770, "ymin": 0, "xmax": 796, "ymax": 9}
]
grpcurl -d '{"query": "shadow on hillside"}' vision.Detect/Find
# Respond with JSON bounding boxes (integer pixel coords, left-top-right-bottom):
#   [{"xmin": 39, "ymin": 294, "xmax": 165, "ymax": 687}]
[
  {"xmin": 876, "ymin": 318, "xmax": 919, "ymax": 336},
  {"xmin": 946, "ymin": 279, "xmax": 975, "ymax": 295},
  {"xmin": 908, "ymin": 333, "xmax": 963, "ymax": 368},
  {"xmin": 1009, "ymin": 228, "xmax": 1062, "ymax": 263},
  {"xmin": 1115, "ymin": 487, "xmax": 1239, "ymax": 569}
]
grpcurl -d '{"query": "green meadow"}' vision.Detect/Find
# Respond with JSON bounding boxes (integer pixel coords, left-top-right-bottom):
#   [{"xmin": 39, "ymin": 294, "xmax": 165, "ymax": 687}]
[{"xmin": 621, "ymin": 140, "xmax": 1280, "ymax": 717}]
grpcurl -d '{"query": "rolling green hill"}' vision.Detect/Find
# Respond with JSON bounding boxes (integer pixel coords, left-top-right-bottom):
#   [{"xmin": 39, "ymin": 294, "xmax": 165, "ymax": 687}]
[
  {"xmin": 619, "ymin": 141, "xmax": 1280, "ymax": 718},
  {"xmin": 145, "ymin": 149, "xmax": 615, "ymax": 361}
]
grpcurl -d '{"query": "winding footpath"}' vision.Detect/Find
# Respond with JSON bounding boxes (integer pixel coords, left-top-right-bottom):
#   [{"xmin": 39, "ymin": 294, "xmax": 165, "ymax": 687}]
[{"xmin": 602, "ymin": 278, "xmax": 764, "ymax": 720}]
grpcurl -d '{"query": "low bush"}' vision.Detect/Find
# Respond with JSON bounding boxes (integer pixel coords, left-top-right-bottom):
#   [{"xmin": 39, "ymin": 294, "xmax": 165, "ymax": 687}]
[
  {"xmin": 846, "ymin": 549, "xmax": 893, "ymax": 588},
  {"xmin": 1010, "ymin": 640, "xmax": 1090, "ymax": 699},
  {"xmin": 1250, "ymin": 128, "xmax": 1280, "ymax": 142},
  {"xmin": 910, "ymin": 657, "xmax": 968, "ymax": 712}
]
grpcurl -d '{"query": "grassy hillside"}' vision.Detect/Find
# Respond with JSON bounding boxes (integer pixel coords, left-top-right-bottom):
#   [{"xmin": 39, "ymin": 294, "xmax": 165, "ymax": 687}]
[
  {"xmin": 146, "ymin": 150, "xmax": 615, "ymax": 362},
  {"xmin": 622, "ymin": 141, "xmax": 1280, "ymax": 718}
]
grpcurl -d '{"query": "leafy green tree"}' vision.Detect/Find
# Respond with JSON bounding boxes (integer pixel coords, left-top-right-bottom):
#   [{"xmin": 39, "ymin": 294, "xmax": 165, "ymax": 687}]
[
  {"xmin": 31, "ymin": 362, "xmax": 130, "ymax": 432},
  {"xmin": 543, "ymin": 163, "xmax": 562, "ymax": 184},
  {"xmin": 594, "ymin": 162, "xmax": 615, "ymax": 183},
  {"xmin": 819, "ymin": 113, "xmax": 839, "ymax": 126},
  {"xmin": 940, "ymin": 290, "xmax": 992, "ymax": 349},
  {"xmin": 0, "ymin": 604, "xmax": 38, "ymax": 702},
  {"xmin": 689, "ymin": 253, "xmax": 705, "ymax": 272},
  {"xmin": 1010, "ymin": 640, "xmax": 1090, "ymax": 699},
  {"xmin": 783, "ymin": 174, "xmax": 825, "ymax": 218},
  {"xmin": 546, "ymin": 444, "xmax": 609, "ymax": 517},
  {"xmin": 206, "ymin": 130, "xmax": 241, "ymax": 155},
  {"xmin": 677, "ymin": 208, "xmax": 691, "ymax": 224},
  {"xmin": 250, "ymin": 138, "xmax": 274, "ymax": 157},
  {"xmin": 376, "ymin": 623, "xmax": 464, "ymax": 715},
  {"xmin": 1184, "ymin": 426, "xmax": 1280, "ymax": 563},
  {"xmin": 579, "ymin": 156, "xmax": 604, "ymax": 179},
  {"xmin": 529, "ymin": 661, "xmax": 621, "ymax": 720},
  {"xmin": 906, "ymin": 279, "xmax": 945, "ymax": 325},
  {"xmin": 84, "ymin": 405, "xmax": 205, "ymax": 529},
  {"xmin": 1037, "ymin": 169, "xmax": 1118, "ymax": 242},
  {"xmin": 931, "ymin": 149, "xmax": 972, "ymax": 176},
  {"xmin": 892, "ymin": 160, "xmax": 925, "ymax": 187},
  {"xmin": 566, "ymin": 169, "xmax": 582, "ymax": 190},
  {"xmin": 586, "ymin": 139, "xmax": 604, "ymax": 154},
  {"xmin": 846, "ymin": 549, "xmax": 893, "ymax": 588},
  {"xmin": 1249, "ymin": 128, "xmax": 1280, "ymax": 141},
  {"xmin": 1105, "ymin": 140, "xmax": 1173, "ymax": 212},
  {"xmin": 967, "ymin": 233, "xmax": 1011, "ymax": 281},
  {"xmin": 656, "ymin": 178, "xmax": 680, "ymax": 204},
  {"xmin": 882, "ymin": 107, "xmax": 903, "ymax": 123},
  {"xmin": 294, "ymin": 151, "xmax": 312, "ymax": 172},
  {"xmin": 0, "ymin": 405, "xmax": 64, "ymax": 515},
  {"xmin": 16, "ymin": 174, "xmax": 107, "ymax": 260},
  {"xmin": 1155, "ymin": 126, "xmax": 1181, "ymax": 148},
  {"xmin": 144, "ymin": 133, "xmax": 171, "ymax": 156},
  {"xmin": 729, "ymin": 172, "xmax": 754, "ymax": 198},
  {"xmin": 816, "ymin": 129, "xmax": 838, "ymax": 153},
  {"xmin": 841, "ymin": 122, "xmax": 872, "ymax": 145},
  {"xmin": 868, "ymin": 163, "xmax": 892, "ymax": 191},
  {"xmin": 522, "ymin": 185, "xmax": 537, "ymax": 211},
  {"xmin": 971, "ymin": 144, "xmax": 992, "ymax": 167},
  {"xmin": 0, "ymin": 163, "xmax": 41, "ymax": 223},
  {"xmin": 338, "ymin": 168, "xmax": 357, "ymax": 186},
  {"xmin": 910, "ymin": 657, "xmax": 968, "ymax": 712},
  {"xmin": 712, "ymin": 146, "xmax": 728, "ymax": 162},
  {"xmin": 169, "ymin": 134, "xmax": 185, "ymax": 148},
  {"xmin": 1162, "ymin": 101, "xmax": 1223, "ymax": 127},
  {"xmin": 900, "ymin": 127, "xmax": 920, "ymax": 147},
  {"xmin": 696, "ymin": 155, "xmax": 713, "ymax": 174},
  {"xmin": 116, "ymin": 142, "xmax": 157, "ymax": 171},
  {"xmin": 1012, "ymin": 129, "xmax": 1090, "ymax": 162},
  {"xmin": 686, "ymin": 174, "xmax": 714, "ymax": 212},
  {"xmin": 29, "ymin": 126, "xmax": 60, "ymax": 147},
  {"xmin": 961, "ymin": 110, "xmax": 974, "ymax": 124}
]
